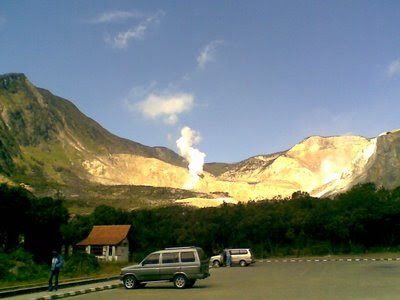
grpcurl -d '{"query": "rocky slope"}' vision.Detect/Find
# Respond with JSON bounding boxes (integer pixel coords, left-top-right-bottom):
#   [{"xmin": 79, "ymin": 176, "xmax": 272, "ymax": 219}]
[
  {"xmin": 0, "ymin": 73, "xmax": 186, "ymax": 182},
  {"xmin": 1, "ymin": 73, "xmax": 399, "ymax": 210},
  {"xmin": 205, "ymin": 135, "xmax": 379, "ymax": 199}
]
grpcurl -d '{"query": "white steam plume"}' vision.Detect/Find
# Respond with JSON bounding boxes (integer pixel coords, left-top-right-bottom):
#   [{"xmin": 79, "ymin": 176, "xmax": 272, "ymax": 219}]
[{"xmin": 176, "ymin": 127, "xmax": 206, "ymax": 189}]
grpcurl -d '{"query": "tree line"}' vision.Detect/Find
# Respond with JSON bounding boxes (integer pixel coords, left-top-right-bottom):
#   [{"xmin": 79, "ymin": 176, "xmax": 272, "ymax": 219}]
[
  {"xmin": 0, "ymin": 184, "xmax": 68, "ymax": 262},
  {"xmin": 2, "ymin": 183, "xmax": 400, "ymax": 262}
]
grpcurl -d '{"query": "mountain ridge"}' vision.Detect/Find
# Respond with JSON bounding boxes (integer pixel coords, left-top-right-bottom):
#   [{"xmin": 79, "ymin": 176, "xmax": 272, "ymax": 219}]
[
  {"xmin": 1, "ymin": 73, "xmax": 400, "ymax": 211},
  {"xmin": 0, "ymin": 73, "xmax": 186, "ymax": 164}
]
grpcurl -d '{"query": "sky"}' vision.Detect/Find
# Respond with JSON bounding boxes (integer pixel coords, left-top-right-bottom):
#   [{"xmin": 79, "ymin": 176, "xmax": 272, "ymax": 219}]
[{"xmin": 1, "ymin": 1, "xmax": 400, "ymax": 163}]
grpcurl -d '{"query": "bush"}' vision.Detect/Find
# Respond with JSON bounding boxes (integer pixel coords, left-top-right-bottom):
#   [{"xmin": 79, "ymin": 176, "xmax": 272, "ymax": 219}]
[
  {"xmin": 9, "ymin": 248, "xmax": 33, "ymax": 263},
  {"xmin": 12, "ymin": 262, "xmax": 48, "ymax": 282},
  {"xmin": 63, "ymin": 252, "xmax": 99, "ymax": 275},
  {"xmin": 308, "ymin": 241, "xmax": 333, "ymax": 256},
  {"xmin": 0, "ymin": 253, "xmax": 14, "ymax": 280},
  {"xmin": 0, "ymin": 249, "xmax": 48, "ymax": 282}
]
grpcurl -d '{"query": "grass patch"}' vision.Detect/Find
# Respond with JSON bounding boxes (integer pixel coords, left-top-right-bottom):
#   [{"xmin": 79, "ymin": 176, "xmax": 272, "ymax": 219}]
[{"xmin": 0, "ymin": 250, "xmax": 125, "ymax": 289}]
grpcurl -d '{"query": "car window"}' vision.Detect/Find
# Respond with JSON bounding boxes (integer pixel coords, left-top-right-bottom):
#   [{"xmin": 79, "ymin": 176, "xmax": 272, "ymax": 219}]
[
  {"xmin": 230, "ymin": 250, "xmax": 240, "ymax": 255},
  {"xmin": 162, "ymin": 252, "xmax": 179, "ymax": 264},
  {"xmin": 142, "ymin": 253, "xmax": 160, "ymax": 265},
  {"xmin": 239, "ymin": 250, "xmax": 248, "ymax": 255},
  {"xmin": 181, "ymin": 251, "xmax": 195, "ymax": 262}
]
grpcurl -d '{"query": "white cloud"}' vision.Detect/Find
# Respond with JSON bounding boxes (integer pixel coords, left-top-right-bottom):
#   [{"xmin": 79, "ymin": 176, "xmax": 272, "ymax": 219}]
[
  {"xmin": 131, "ymin": 93, "xmax": 194, "ymax": 124},
  {"xmin": 197, "ymin": 40, "xmax": 223, "ymax": 69},
  {"xmin": 89, "ymin": 10, "xmax": 143, "ymax": 24},
  {"xmin": 104, "ymin": 10, "xmax": 164, "ymax": 49},
  {"xmin": 388, "ymin": 58, "xmax": 400, "ymax": 78},
  {"xmin": 105, "ymin": 24, "xmax": 147, "ymax": 48}
]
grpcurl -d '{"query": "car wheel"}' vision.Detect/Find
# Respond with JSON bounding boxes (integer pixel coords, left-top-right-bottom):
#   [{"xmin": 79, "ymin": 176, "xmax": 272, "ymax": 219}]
[
  {"xmin": 123, "ymin": 275, "xmax": 138, "ymax": 289},
  {"xmin": 174, "ymin": 274, "xmax": 188, "ymax": 289},
  {"xmin": 239, "ymin": 260, "xmax": 247, "ymax": 267},
  {"xmin": 213, "ymin": 260, "xmax": 221, "ymax": 267},
  {"xmin": 186, "ymin": 279, "xmax": 196, "ymax": 288}
]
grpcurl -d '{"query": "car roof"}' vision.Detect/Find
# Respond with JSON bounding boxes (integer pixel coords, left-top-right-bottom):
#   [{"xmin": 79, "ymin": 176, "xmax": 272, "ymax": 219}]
[
  {"xmin": 150, "ymin": 246, "xmax": 201, "ymax": 254},
  {"xmin": 225, "ymin": 248, "xmax": 251, "ymax": 250},
  {"xmin": 164, "ymin": 246, "xmax": 199, "ymax": 250}
]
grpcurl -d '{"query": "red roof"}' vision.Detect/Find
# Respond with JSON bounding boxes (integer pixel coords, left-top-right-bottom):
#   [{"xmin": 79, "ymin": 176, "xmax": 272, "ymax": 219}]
[{"xmin": 76, "ymin": 225, "xmax": 131, "ymax": 246}]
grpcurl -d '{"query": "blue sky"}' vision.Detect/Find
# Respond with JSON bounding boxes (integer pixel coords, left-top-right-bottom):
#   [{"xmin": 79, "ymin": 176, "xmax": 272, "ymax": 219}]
[{"xmin": 1, "ymin": 1, "xmax": 400, "ymax": 163}]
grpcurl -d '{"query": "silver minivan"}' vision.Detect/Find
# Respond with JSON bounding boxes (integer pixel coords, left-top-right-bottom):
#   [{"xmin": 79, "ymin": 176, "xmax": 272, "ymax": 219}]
[
  {"xmin": 120, "ymin": 246, "xmax": 210, "ymax": 289},
  {"xmin": 211, "ymin": 248, "xmax": 255, "ymax": 267}
]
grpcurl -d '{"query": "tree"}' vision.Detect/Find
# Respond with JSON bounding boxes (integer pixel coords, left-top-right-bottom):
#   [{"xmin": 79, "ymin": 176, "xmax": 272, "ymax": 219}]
[
  {"xmin": 24, "ymin": 197, "xmax": 69, "ymax": 262},
  {"xmin": 61, "ymin": 215, "xmax": 93, "ymax": 257},
  {"xmin": 91, "ymin": 205, "xmax": 129, "ymax": 225},
  {"xmin": 0, "ymin": 184, "xmax": 31, "ymax": 251}
]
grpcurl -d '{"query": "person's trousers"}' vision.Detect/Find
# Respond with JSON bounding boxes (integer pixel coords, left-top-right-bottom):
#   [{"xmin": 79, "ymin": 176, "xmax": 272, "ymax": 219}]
[{"xmin": 48, "ymin": 269, "xmax": 60, "ymax": 290}]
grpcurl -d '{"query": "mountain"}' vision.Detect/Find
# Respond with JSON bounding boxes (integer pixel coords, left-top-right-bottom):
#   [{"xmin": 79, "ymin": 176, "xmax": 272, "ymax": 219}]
[
  {"xmin": 203, "ymin": 130, "xmax": 400, "ymax": 200},
  {"xmin": 1, "ymin": 73, "xmax": 400, "ymax": 211},
  {"xmin": 0, "ymin": 73, "xmax": 186, "ymax": 166},
  {"xmin": 0, "ymin": 73, "xmax": 200, "ymax": 212}
]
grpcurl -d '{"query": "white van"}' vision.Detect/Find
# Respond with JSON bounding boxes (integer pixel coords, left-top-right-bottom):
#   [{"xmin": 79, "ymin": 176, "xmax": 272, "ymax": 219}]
[{"xmin": 211, "ymin": 248, "xmax": 255, "ymax": 267}]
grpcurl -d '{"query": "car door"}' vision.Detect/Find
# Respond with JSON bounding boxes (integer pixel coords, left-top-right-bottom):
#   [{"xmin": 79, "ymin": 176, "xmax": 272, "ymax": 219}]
[
  {"xmin": 180, "ymin": 251, "xmax": 197, "ymax": 277},
  {"xmin": 137, "ymin": 253, "xmax": 160, "ymax": 281},
  {"xmin": 159, "ymin": 252, "xmax": 180, "ymax": 280},
  {"xmin": 230, "ymin": 249, "xmax": 240, "ymax": 264}
]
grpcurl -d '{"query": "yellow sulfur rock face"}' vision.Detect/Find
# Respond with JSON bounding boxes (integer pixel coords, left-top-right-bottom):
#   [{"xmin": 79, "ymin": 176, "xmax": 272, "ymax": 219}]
[
  {"xmin": 82, "ymin": 154, "xmax": 190, "ymax": 187},
  {"xmin": 81, "ymin": 132, "xmax": 398, "ymax": 206}
]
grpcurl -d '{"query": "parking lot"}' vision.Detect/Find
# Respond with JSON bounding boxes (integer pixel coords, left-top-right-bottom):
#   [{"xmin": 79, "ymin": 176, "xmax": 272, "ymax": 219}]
[{"xmin": 71, "ymin": 259, "xmax": 400, "ymax": 300}]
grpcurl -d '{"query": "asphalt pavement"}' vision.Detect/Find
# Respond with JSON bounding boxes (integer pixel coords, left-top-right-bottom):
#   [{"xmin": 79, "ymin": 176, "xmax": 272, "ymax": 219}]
[
  {"xmin": 45, "ymin": 259, "xmax": 400, "ymax": 300},
  {"xmin": 3, "ymin": 256, "xmax": 400, "ymax": 300}
]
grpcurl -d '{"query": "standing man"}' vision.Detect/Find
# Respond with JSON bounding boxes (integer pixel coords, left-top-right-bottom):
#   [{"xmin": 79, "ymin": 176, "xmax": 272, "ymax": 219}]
[
  {"xmin": 225, "ymin": 250, "xmax": 232, "ymax": 267},
  {"xmin": 48, "ymin": 251, "xmax": 64, "ymax": 291}
]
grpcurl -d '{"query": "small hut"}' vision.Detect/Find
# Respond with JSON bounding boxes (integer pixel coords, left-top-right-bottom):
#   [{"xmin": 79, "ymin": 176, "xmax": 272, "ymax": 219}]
[{"xmin": 76, "ymin": 225, "xmax": 131, "ymax": 261}]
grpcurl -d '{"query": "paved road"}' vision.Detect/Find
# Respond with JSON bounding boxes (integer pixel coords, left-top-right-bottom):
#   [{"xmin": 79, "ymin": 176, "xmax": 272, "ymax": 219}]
[{"xmin": 70, "ymin": 260, "xmax": 400, "ymax": 300}]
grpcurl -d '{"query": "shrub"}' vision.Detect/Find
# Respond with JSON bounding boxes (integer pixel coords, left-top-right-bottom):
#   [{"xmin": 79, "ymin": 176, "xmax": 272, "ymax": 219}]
[
  {"xmin": 0, "ymin": 249, "xmax": 48, "ymax": 282},
  {"xmin": 12, "ymin": 262, "xmax": 48, "ymax": 282},
  {"xmin": 63, "ymin": 252, "xmax": 99, "ymax": 275},
  {"xmin": 9, "ymin": 248, "xmax": 33, "ymax": 263},
  {"xmin": 0, "ymin": 253, "xmax": 14, "ymax": 280}
]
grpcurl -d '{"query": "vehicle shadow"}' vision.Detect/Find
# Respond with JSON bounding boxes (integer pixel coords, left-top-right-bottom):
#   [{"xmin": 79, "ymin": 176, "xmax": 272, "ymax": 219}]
[{"xmin": 138, "ymin": 285, "xmax": 210, "ymax": 290}]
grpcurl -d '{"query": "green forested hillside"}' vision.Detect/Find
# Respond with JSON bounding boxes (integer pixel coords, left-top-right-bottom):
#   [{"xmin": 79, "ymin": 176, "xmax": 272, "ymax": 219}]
[
  {"xmin": 3, "ymin": 182, "xmax": 400, "ymax": 264},
  {"xmin": 59, "ymin": 183, "xmax": 400, "ymax": 259}
]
